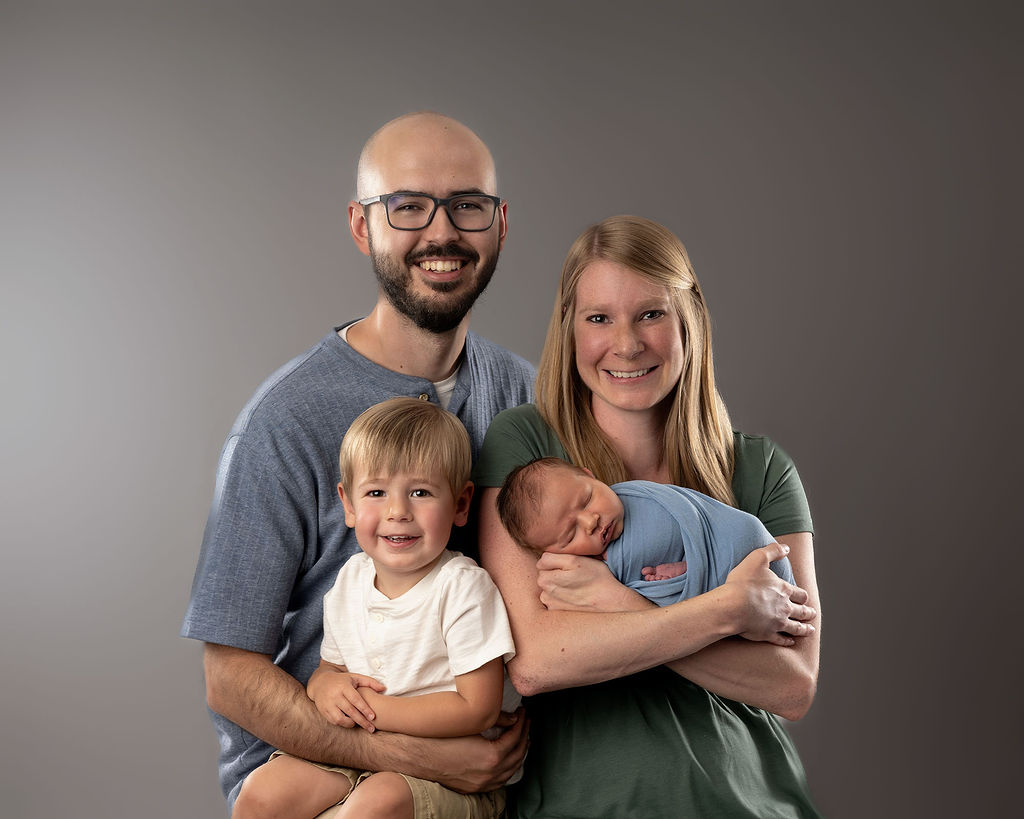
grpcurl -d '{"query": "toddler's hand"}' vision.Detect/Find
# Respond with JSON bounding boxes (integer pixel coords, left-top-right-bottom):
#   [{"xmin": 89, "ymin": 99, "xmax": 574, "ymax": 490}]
[{"xmin": 310, "ymin": 671, "xmax": 386, "ymax": 731}]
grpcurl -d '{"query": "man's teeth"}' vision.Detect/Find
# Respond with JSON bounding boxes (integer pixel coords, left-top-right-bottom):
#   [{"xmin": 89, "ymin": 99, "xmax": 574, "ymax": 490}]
[
  {"xmin": 419, "ymin": 260, "xmax": 463, "ymax": 272},
  {"xmin": 608, "ymin": 368, "xmax": 651, "ymax": 379}
]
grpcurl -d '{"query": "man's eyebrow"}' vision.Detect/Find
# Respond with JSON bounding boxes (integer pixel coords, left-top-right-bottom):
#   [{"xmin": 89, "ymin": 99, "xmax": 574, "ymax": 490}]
[{"xmin": 391, "ymin": 188, "xmax": 489, "ymax": 197}]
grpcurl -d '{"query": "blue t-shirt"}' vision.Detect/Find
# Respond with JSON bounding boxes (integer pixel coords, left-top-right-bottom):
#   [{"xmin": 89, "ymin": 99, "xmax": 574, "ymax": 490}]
[{"xmin": 181, "ymin": 326, "xmax": 534, "ymax": 804}]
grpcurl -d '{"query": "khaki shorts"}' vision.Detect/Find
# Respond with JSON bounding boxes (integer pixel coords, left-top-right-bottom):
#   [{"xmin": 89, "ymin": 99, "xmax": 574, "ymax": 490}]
[{"xmin": 268, "ymin": 752, "xmax": 507, "ymax": 819}]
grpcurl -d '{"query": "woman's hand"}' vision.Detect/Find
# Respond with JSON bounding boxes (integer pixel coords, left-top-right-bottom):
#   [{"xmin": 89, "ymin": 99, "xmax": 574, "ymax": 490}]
[
  {"xmin": 722, "ymin": 542, "xmax": 816, "ymax": 646},
  {"xmin": 536, "ymin": 552, "xmax": 651, "ymax": 613}
]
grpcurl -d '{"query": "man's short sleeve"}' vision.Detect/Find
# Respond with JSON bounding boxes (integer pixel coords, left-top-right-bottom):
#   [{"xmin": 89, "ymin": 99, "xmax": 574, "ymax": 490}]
[{"xmin": 181, "ymin": 428, "xmax": 311, "ymax": 653}]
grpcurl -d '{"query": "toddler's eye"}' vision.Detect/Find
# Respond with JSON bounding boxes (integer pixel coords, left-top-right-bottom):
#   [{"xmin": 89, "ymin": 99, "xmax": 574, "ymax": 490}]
[{"xmin": 411, "ymin": 489, "xmax": 432, "ymax": 498}]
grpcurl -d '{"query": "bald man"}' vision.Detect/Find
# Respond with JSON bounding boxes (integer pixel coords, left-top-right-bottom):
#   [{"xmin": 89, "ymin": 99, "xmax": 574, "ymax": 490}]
[{"xmin": 182, "ymin": 113, "xmax": 534, "ymax": 811}]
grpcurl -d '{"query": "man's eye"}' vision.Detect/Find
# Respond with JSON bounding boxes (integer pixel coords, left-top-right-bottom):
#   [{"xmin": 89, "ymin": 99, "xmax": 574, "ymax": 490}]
[{"xmin": 452, "ymin": 199, "xmax": 484, "ymax": 212}]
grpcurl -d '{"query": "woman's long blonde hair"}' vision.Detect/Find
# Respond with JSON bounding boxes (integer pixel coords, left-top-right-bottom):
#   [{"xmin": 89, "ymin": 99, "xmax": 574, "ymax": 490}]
[{"xmin": 536, "ymin": 215, "xmax": 736, "ymax": 505}]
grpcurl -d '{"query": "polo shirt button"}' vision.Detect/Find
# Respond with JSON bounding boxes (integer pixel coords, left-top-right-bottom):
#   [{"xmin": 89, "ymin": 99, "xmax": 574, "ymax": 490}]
[{"xmin": 418, "ymin": 393, "xmax": 430, "ymax": 401}]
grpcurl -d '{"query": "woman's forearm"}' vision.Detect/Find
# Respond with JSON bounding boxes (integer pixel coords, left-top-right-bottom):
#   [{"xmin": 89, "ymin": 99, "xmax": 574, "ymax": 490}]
[
  {"xmin": 479, "ymin": 491, "xmax": 817, "ymax": 699},
  {"xmin": 479, "ymin": 491, "xmax": 748, "ymax": 695},
  {"xmin": 664, "ymin": 532, "xmax": 821, "ymax": 719}
]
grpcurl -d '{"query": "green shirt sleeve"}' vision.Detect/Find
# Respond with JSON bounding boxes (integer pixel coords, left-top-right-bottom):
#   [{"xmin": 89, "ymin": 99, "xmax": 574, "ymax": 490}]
[
  {"xmin": 473, "ymin": 404, "xmax": 568, "ymax": 488},
  {"xmin": 731, "ymin": 432, "xmax": 814, "ymax": 537}
]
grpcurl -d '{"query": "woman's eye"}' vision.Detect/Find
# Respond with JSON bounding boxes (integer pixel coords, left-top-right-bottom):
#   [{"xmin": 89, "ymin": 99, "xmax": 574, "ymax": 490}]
[
  {"xmin": 584, "ymin": 314, "xmax": 608, "ymax": 324},
  {"xmin": 640, "ymin": 310, "xmax": 665, "ymax": 320}
]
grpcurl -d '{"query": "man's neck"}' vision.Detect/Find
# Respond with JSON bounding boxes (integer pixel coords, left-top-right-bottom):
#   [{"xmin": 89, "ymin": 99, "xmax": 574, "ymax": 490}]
[{"xmin": 345, "ymin": 301, "xmax": 469, "ymax": 383}]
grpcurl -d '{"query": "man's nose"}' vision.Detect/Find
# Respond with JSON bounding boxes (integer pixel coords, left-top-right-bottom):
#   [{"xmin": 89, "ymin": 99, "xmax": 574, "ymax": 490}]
[{"xmin": 421, "ymin": 203, "xmax": 460, "ymax": 243}]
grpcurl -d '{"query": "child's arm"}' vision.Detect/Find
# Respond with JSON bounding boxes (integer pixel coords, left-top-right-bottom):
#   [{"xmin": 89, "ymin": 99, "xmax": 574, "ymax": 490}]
[
  {"xmin": 359, "ymin": 658, "xmax": 505, "ymax": 738},
  {"xmin": 307, "ymin": 659, "xmax": 386, "ymax": 732}
]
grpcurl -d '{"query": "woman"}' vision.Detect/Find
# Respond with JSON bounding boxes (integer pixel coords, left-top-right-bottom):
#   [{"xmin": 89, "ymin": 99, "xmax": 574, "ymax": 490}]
[{"xmin": 475, "ymin": 215, "xmax": 822, "ymax": 817}]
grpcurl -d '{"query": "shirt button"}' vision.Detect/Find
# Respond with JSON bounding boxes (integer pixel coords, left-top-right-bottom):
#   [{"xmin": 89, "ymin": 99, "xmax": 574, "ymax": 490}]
[
  {"xmin": 373, "ymin": 658, "xmax": 382, "ymax": 670},
  {"xmin": 418, "ymin": 393, "xmax": 430, "ymax": 401},
  {"xmin": 374, "ymin": 613, "xmax": 384, "ymax": 623}
]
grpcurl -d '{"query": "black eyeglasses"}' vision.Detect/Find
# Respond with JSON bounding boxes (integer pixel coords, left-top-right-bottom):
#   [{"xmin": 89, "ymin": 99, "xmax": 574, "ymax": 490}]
[{"xmin": 359, "ymin": 192, "xmax": 502, "ymax": 232}]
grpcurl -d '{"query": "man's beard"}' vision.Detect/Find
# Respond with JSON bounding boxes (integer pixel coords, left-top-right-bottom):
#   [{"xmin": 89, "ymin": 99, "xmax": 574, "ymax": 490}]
[{"xmin": 369, "ymin": 236, "xmax": 498, "ymax": 334}]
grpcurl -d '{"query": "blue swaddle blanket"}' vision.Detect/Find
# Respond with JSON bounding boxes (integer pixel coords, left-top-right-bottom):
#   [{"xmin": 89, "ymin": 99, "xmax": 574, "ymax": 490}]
[{"xmin": 604, "ymin": 481, "xmax": 794, "ymax": 606}]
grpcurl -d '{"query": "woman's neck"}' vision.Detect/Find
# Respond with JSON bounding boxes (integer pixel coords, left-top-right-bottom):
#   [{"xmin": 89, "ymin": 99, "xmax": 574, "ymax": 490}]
[{"xmin": 591, "ymin": 400, "xmax": 672, "ymax": 483}]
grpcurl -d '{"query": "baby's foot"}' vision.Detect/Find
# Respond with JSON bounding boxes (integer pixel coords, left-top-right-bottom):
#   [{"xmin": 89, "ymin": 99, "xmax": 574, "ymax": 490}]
[{"xmin": 641, "ymin": 561, "xmax": 687, "ymax": 581}]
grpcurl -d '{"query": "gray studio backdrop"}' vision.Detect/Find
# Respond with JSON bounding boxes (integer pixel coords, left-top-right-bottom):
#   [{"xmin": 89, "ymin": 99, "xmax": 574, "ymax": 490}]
[{"xmin": 3, "ymin": 2, "xmax": 1020, "ymax": 817}]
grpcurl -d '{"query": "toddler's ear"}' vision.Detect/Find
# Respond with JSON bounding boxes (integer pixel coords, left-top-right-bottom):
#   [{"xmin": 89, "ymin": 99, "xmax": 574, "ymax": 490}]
[
  {"xmin": 453, "ymin": 481, "xmax": 474, "ymax": 527},
  {"xmin": 337, "ymin": 483, "xmax": 357, "ymax": 527}
]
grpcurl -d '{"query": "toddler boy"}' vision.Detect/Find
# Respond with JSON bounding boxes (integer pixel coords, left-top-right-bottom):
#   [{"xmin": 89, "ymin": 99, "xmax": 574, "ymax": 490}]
[{"xmin": 234, "ymin": 398, "xmax": 519, "ymax": 819}]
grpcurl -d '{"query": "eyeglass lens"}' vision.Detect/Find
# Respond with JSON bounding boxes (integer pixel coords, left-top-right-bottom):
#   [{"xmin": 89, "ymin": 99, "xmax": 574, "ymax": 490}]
[{"xmin": 386, "ymin": 194, "xmax": 496, "ymax": 230}]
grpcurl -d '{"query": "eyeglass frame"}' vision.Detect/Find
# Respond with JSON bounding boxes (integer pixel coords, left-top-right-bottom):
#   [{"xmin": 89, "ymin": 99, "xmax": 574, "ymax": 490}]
[{"xmin": 358, "ymin": 191, "xmax": 503, "ymax": 232}]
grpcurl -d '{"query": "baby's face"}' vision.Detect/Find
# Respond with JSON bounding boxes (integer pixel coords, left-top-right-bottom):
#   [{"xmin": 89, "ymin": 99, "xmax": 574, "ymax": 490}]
[{"xmin": 526, "ymin": 469, "xmax": 625, "ymax": 557}]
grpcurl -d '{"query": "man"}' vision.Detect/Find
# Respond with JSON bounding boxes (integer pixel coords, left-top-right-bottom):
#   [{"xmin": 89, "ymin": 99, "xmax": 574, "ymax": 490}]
[{"xmin": 182, "ymin": 112, "xmax": 534, "ymax": 809}]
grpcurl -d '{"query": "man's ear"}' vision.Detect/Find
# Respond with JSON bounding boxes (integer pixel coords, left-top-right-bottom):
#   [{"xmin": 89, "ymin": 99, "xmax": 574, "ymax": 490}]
[
  {"xmin": 348, "ymin": 202, "xmax": 371, "ymax": 257},
  {"xmin": 496, "ymin": 201, "xmax": 508, "ymax": 251},
  {"xmin": 338, "ymin": 482, "xmax": 357, "ymax": 527},
  {"xmin": 452, "ymin": 481, "xmax": 475, "ymax": 527}
]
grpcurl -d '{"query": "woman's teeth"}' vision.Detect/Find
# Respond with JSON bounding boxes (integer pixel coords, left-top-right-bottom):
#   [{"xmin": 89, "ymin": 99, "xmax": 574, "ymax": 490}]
[{"xmin": 608, "ymin": 368, "xmax": 651, "ymax": 379}]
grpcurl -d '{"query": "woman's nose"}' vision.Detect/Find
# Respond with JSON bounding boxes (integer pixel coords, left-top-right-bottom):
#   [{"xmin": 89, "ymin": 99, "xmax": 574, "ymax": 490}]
[{"xmin": 613, "ymin": 327, "xmax": 643, "ymax": 358}]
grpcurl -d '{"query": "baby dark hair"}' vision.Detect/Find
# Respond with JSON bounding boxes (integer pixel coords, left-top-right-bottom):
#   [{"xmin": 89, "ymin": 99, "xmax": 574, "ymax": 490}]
[{"xmin": 496, "ymin": 457, "xmax": 585, "ymax": 551}]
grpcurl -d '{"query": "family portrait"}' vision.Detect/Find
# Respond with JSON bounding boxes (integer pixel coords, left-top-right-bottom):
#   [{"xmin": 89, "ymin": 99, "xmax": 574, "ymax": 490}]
[{"xmin": 4, "ymin": 2, "xmax": 1019, "ymax": 817}]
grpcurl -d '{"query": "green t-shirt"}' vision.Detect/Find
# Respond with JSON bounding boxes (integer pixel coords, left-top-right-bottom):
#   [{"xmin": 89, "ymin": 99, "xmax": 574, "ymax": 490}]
[{"xmin": 474, "ymin": 404, "xmax": 820, "ymax": 819}]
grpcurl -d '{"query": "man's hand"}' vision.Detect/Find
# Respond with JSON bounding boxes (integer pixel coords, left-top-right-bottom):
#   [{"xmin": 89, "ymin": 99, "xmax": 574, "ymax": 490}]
[{"xmin": 431, "ymin": 708, "xmax": 530, "ymax": 793}]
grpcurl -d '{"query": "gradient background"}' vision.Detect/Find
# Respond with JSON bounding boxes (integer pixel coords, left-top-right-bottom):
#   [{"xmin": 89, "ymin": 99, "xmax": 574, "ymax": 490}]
[{"xmin": 3, "ymin": 2, "xmax": 1020, "ymax": 817}]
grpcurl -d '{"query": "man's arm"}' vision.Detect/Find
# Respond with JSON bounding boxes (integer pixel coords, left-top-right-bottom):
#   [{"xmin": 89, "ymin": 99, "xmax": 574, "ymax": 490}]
[{"xmin": 203, "ymin": 643, "xmax": 527, "ymax": 792}]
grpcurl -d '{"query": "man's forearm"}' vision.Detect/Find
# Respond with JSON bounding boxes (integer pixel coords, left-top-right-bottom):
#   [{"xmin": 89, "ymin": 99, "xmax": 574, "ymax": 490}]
[{"xmin": 204, "ymin": 643, "xmax": 428, "ymax": 771}]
